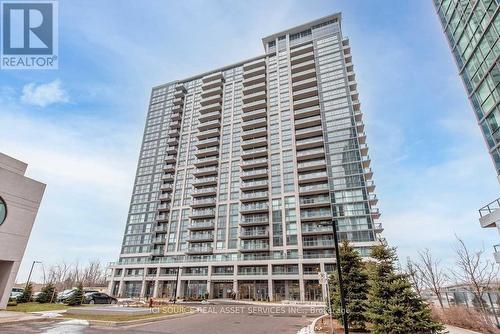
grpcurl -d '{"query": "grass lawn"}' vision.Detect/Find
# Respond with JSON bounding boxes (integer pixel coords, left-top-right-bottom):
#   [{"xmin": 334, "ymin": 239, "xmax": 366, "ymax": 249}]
[
  {"xmin": 63, "ymin": 306, "xmax": 191, "ymax": 322},
  {"xmin": 7, "ymin": 302, "xmax": 71, "ymax": 312}
]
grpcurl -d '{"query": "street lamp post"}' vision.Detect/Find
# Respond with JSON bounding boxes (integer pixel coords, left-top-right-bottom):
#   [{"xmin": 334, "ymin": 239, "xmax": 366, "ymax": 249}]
[
  {"xmin": 25, "ymin": 261, "xmax": 41, "ymax": 289},
  {"xmin": 332, "ymin": 219, "xmax": 349, "ymax": 334}
]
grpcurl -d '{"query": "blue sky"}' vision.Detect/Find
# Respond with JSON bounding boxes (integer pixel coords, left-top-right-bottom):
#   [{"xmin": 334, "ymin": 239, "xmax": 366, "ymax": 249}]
[{"xmin": 1, "ymin": 0, "xmax": 498, "ymax": 282}]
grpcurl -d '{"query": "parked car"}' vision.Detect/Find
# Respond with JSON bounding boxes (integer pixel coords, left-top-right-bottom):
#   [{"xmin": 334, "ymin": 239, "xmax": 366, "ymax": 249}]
[
  {"xmin": 57, "ymin": 288, "xmax": 98, "ymax": 303},
  {"xmin": 10, "ymin": 287, "xmax": 23, "ymax": 300},
  {"xmin": 83, "ymin": 292, "xmax": 117, "ymax": 304}
]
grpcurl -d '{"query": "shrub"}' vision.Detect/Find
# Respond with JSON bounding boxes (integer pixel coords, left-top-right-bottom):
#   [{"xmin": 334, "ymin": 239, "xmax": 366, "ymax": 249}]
[
  {"xmin": 65, "ymin": 282, "xmax": 83, "ymax": 306},
  {"xmin": 16, "ymin": 283, "xmax": 32, "ymax": 303},
  {"xmin": 36, "ymin": 283, "xmax": 57, "ymax": 303},
  {"xmin": 431, "ymin": 306, "xmax": 499, "ymax": 334}
]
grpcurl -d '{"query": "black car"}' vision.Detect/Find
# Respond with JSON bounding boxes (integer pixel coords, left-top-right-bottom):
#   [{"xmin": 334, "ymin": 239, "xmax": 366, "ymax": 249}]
[{"xmin": 83, "ymin": 292, "xmax": 117, "ymax": 304}]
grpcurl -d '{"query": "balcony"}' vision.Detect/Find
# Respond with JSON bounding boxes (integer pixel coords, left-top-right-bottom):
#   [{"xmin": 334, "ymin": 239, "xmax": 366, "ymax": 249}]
[
  {"xmin": 198, "ymin": 110, "xmax": 221, "ymax": 123},
  {"xmin": 191, "ymin": 197, "xmax": 216, "ymax": 208},
  {"xmin": 162, "ymin": 173, "xmax": 174, "ymax": 181},
  {"xmin": 291, "ymin": 50, "xmax": 314, "ymax": 65},
  {"xmin": 362, "ymin": 155, "xmax": 371, "ymax": 168},
  {"xmin": 243, "ymin": 58, "xmax": 266, "ymax": 71},
  {"xmin": 240, "ymin": 191, "xmax": 268, "ymax": 202},
  {"xmin": 294, "ymin": 95, "xmax": 320, "ymax": 111},
  {"xmin": 242, "ymin": 126, "xmax": 267, "ymax": 139},
  {"xmin": 298, "ymin": 171, "xmax": 328, "ymax": 184},
  {"xmin": 494, "ymin": 244, "xmax": 500, "ymax": 264},
  {"xmin": 373, "ymin": 223, "xmax": 384, "ymax": 233},
  {"xmin": 192, "ymin": 176, "xmax": 218, "ymax": 187},
  {"xmin": 158, "ymin": 203, "xmax": 170, "ymax": 212},
  {"xmin": 291, "ymin": 59, "xmax": 315, "ymax": 74},
  {"xmin": 243, "ymin": 64, "xmax": 266, "ymax": 79},
  {"xmin": 193, "ymin": 166, "xmax": 218, "ymax": 177},
  {"xmin": 191, "ymin": 187, "xmax": 217, "ymax": 197},
  {"xmin": 241, "ymin": 168, "xmax": 268, "ymax": 180},
  {"xmin": 241, "ymin": 157, "xmax": 268, "ymax": 169},
  {"xmin": 302, "ymin": 239, "xmax": 334, "ymax": 249},
  {"xmin": 242, "ymin": 117, "xmax": 267, "ymax": 131},
  {"xmin": 359, "ymin": 143, "xmax": 369, "ymax": 156},
  {"xmin": 200, "ymin": 86, "xmax": 223, "ymax": 98},
  {"xmin": 166, "ymin": 146, "xmax": 178, "ymax": 155},
  {"xmin": 242, "ymin": 108, "xmax": 267, "ymax": 121},
  {"xmin": 194, "ymin": 156, "xmax": 218, "ymax": 167},
  {"xmin": 159, "ymin": 192, "xmax": 171, "ymax": 201},
  {"xmin": 241, "ymin": 146, "xmax": 268, "ymax": 160},
  {"xmin": 291, "ymin": 68, "xmax": 316, "ymax": 82},
  {"xmin": 240, "ymin": 202, "xmax": 269, "ymax": 214},
  {"xmin": 295, "ymin": 136, "xmax": 324, "ymax": 150},
  {"xmin": 295, "ymin": 115, "xmax": 321, "ymax": 129},
  {"xmin": 240, "ymin": 215, "xmax": 269, "ymax": 226},
  {"xmin": 242, "ymin": 99, "xmax": 267, "ymax": 113},
  {"xmin": 164, "ymin": 154, "xmax": 176, "ymax": 163},
  {"xmin": 294, "ymin": 105, "xmax": 320, "ymax": 119},
  {"xmin": 157, "ymin": 213, "xmax": 169, "ymax": 222},
  {"xmin": 479, "ymin": 198, "xmax": 500, "ymax": 229},
  {"xmin": 366, "ymin": 181, "xmax": 376, "ymax": 192},
  {"xmin": 161, "ymin": 183, "xmax": 173, "ymax": 192},
  {"xmin": 151, "ymin": 248, "xmax": 165, "ymax": 256},
  {"xmin": 200, "ymin": 94, "xmax": 222, "ymax": 106},
  {"xmin": 172, "ymin": 103, "xmax": 183, "ymax": 113},
  {"xmin": 187, "ymin": 233, "xmax": 214, "ymax": 242},
  {"xmin": 240, "ymin": 241, "xmax": 269, "ymax": 252},
  {"xmin": 300, "ymin": 196, "xmax": 330, "ymax": 208},
  {"xmin": 152, "ymin": 236, "xmax": 166, "ymax": 244},
  {"xmin": 243, "ymin": 73, "xmax": 266, "ymax": 87},
  {"xmin": 199, "ymin": 102, "xmax": 222, "ymax": 114},
  {"xmin": 197, "ymin": 128, "xmax": 220, "ymax": 140},
  {"xmin": 241, "ymin": 137, "xmax": 267, "ymax": 150},
  {"xmin": 240, "ymin": 179, "xmax": 268, "ymax": 191},
  {"xmin": 239, "ymin": 229, "xmax": 269, "ymax": 239},
  {"xmin": 188, "ymin": 220, "xmax": 215, "ymax": 230},
  {"xmin": 196, "ymin": 137, "xmax": 219, "ymax": 149},
  {"xmin": 168, "ymin": 127, "xmax": 181, "ymax": 136},
  {"xmin": 297, "ymin": 159, "xmax": 326, "ymax": 172},
  {"xmin": 197, "ymin": 119, "xmax": 221, "ymax": 132},
  {"xmin": 242, "ymin": 82, "xmax": 266, "ymax": 95},
  {"xmin": 301, "ymin": 224, "xmax": 333, "ymax": 235},
  {"xmin": 201, "ymin": 78, "xmax": 223, "ymax": 91},
  {"xmin": 370, "ymin": 208, "xmax": 381, "ymax": 219},
  {"xmin": 290, "ymin": 43, "xmax": 313, "ymax": 57},
  {"xmin": 167, "ymin": 137, "xmax": 178, "ymax": 145},
  {"xmin": 299, "ymin": 183, "xmax": 329, "ymax": 195},
  {"xmin": 242, "ymin": 90, "xmax": 267, "ymax": 104},
  {"xmin": 293, "ymin": 86, "xmax": 318, "ymax": 101},
  {"xmin": 296, "ymin": 147, "xmax": 325, "ymax": 161},
  {"xmin": 295, "ymin": 125, "xmax": 323, "ymax": 139},
  {"xmin": 363, "ymin": 167, "xmax": 373, "ymax": 180},
  {"xmin": 190, "ymin": 209, "xmax": 216, "ymax": 219},
  {"xmin": 169, "ymin": 121, "xmax": 181, "ymax": 131},
  {"xmin": 171, "ymin": 112, "xmax": 181, "ymax": 121},
  {"xmin": 368, "ymin": 194, "xmax": 378, "ymax": 205},
  {"xmin": 163, "ymin": 164, "xmax": 175, "ymax": 173},
  {"xmin": 173, "ymin": 97, "xmax": 184, "ymax": 106},
  {"xmin": 358, "ymin": 132, "xmax": 367, "ymax": 144},
  {"xmin": 153, "ymin": 225, "xmax": 169, "ymax": 233},
  {"xmin": 300, "ymin": 209, "xmax": 332, "ymax": 222},
  {"xmin": 194, "ymin": 146, "xmax": 219, "ymax": 158},
  {"xmin": 186, "ymin": 245, "xmax": 213, "ymax": 255}
]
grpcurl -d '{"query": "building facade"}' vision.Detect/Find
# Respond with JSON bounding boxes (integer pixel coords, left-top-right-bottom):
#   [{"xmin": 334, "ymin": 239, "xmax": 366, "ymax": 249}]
[
  {"xmin": 108, "ymin": 13, "xmax": 382, "ymax": 301},
  {"xmin": 433, "ymin": 0, "xmax": 500, "ymax": 262},
  {"xmin": 0, "ymin": 153, "xmax": 45, "ymax": 309}
]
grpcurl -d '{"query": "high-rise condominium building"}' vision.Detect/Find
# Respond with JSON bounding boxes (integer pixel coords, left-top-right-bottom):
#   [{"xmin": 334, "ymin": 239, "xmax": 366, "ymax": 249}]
[
  {"xmin": 433, "ymin": 1, "xmax": 500, "ymax": 263},
  {"xmin": 108, "ymin": 13, "xmax": 382, "ymax": 301}
]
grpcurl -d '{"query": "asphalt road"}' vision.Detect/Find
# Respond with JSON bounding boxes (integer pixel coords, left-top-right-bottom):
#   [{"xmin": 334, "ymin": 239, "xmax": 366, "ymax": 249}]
[{"xmin": 0, "ymin": 302, "xmax": 320, "ymax": 334}]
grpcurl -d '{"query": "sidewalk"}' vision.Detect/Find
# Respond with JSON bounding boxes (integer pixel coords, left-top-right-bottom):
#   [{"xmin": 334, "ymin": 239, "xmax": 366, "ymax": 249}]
[
  {"xmin": 445, "ymin": 325, "xmax": 482, "ymax": 334},
  {"xmin": 0, "ymin": 310, "xmax": 62, "ymax": 324}
]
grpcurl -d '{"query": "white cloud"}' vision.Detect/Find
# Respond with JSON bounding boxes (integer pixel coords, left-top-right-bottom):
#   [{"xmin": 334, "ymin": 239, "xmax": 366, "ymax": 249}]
[{"xmin": 21, "ymin": 79, "xmax": 69, "ymax": 107}]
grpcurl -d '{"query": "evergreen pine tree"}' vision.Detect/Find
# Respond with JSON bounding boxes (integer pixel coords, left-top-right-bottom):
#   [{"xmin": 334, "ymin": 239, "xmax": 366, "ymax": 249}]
[
  {"xmin": 366, "ymin": 244, "xmax": 445, "ymax": 334},
  {"xmin": 65, "ymin": 282, "xmax": 84, "ymax": 306},
  {"xmin": 17, "ymin": 283, "xmax": 33, "ymax": 303},
  {"xmin": 36, "ymin": 283, "xmax": 57, "ymax": 303},
  {"xmin": 329, "ymin": 240, "xmax": 369, "ymax": 330}
]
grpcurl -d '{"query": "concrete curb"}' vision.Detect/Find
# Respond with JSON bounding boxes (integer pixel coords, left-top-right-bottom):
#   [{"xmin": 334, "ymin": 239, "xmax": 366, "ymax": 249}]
[
  {"xmin": 0, "ymin": 315, "xmax": 55, "ymax": 325},
  {"xmin": 83, "ymin": 310, "xmax": 197, "ymax": 327}
]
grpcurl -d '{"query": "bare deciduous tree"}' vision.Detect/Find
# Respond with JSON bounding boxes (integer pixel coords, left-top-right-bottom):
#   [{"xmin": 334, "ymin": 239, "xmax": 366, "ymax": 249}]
[
  {"xmin": 406, "ymin": 257, "xmax": 424, "ymax": 298},
  {"xmin": 39, "ymin": 259, "xmax": 107, "ymax": 291},
  {"xmin": 452, "ymin": 237, "xmax": 499, "ymax": 313},
  {"xmin": 415, "ymin": 248, "xmax": 448, "ymax": 308}
]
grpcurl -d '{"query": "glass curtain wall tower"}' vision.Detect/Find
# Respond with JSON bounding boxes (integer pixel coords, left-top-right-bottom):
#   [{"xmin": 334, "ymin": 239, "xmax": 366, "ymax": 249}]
[
  {"xmin": 433, "ymin": 1, "xmax": 500, "ymax": 262},
  {"xmin": 108, "ymin": 13, "xmax": 383, "ymax": 301}
]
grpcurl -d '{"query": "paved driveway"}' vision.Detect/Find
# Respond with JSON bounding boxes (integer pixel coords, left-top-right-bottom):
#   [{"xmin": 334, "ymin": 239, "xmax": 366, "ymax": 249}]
[{"xmin": 0, "ymin": 302, "xmax": 318, "ymax": 334}]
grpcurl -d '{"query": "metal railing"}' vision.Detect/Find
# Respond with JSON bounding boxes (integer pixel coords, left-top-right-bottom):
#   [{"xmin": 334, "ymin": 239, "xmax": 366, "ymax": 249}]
[{"xmin": 479, "ymin": 197, "xmax": 500, "ymax": 217}]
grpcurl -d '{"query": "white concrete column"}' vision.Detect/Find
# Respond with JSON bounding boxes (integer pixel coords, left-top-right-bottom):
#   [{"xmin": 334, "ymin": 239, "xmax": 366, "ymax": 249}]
[
  {"xmin": 299, "ymin": 279, "xmax": 305, "ymax": 302},
  {"xmin": 268, "ymin": 278, "xmax": 273, "ymax": 301},
  {"xmin": 175, "ymin": 268, "xmax": 183, "ymax": 299},
  {"xmin": 153, "ymin": 280, "xmax": 160, "ymax": 298},
  {"xmin": 233, "ymin": 279, "xmax": 238, "ymax": 299}
]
